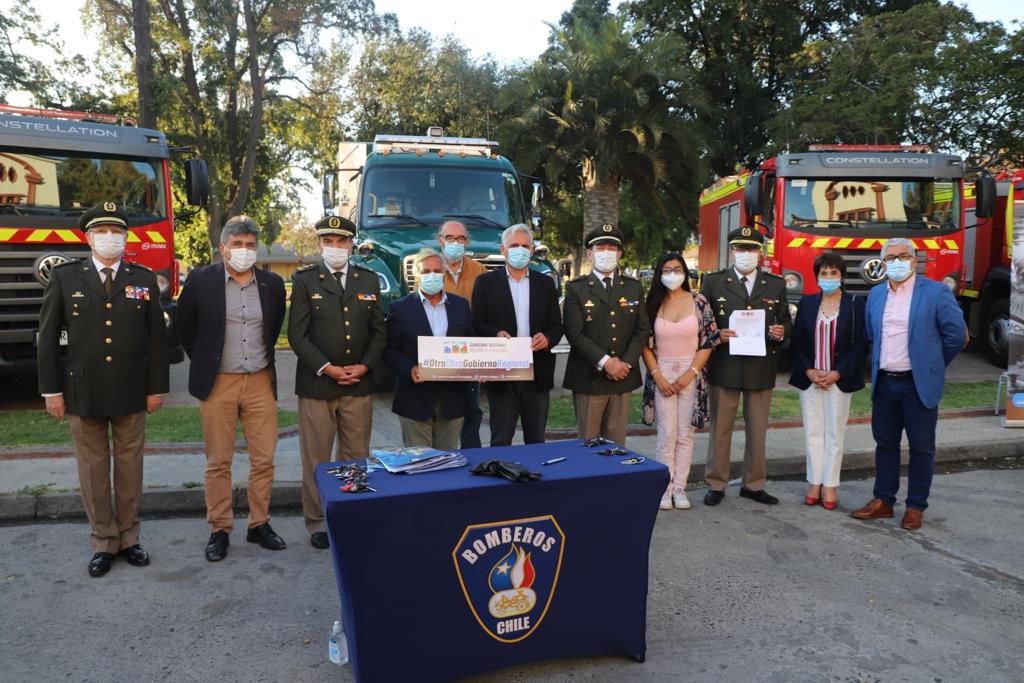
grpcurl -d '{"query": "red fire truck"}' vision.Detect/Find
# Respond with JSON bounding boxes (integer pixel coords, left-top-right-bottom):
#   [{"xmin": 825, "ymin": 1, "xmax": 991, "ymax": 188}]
[
  {"xmin": 0, "ymin": 105, "xmax": 208, "ymax": 372},
  {"xmin": 961, "ymin": 169, "xmax": 1023, "ymax": 364},
  {"xmin": 698, "ymin": 145, "xmax": 970, "ymax": 323}
]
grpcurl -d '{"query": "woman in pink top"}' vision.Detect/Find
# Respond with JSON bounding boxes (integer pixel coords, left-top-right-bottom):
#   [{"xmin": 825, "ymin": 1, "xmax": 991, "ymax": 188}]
[{"xmin": 641, "ymin": 253, "xmax": 720, "ymax": 510}]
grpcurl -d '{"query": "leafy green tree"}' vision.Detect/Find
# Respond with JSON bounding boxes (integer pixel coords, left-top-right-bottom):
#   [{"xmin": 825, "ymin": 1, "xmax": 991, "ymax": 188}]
[
  {"xmin": 347, "ymin": 29, "xmax": 503, "ymax": 140},
  {"xmin": 771, "ymin": 3, "xmax": 1024, "ymax": 168},
  {"xmin": 500, "ymin": 9, "xmax": 702, "ymax": 273},
  {"xmin": 625, "ymin": 0, "xmax": 912, "ymax": 176}
]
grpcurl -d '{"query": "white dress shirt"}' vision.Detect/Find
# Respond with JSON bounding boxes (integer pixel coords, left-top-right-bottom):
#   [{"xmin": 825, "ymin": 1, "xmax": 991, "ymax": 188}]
[
  {"xmin": 506, "ymin": 267, "xmax": 531, "ymax": 337},
  {"xmin": 419, "ymin": 289, "xmax": 449, "ymax": 337},
  {"xmin": 733, "ymin": 267, "xmax": 756, "ymax": 296}
]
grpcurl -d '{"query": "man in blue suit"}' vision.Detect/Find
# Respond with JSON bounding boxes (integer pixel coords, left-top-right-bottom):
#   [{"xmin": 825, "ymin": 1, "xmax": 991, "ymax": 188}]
[
  {"xmin": 852, "ymin": 238, "xmax": 966, "ymax": 530},
  {"xmin": 384, "ymin": 248, "xmax": 473, "ymax": 449}
]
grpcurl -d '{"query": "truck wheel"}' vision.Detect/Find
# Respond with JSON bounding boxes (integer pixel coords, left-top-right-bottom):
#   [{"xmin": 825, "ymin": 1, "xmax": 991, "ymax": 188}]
[{"xmin": 985, "ymin": 298, "xmax": 1010, "ymax": 367}]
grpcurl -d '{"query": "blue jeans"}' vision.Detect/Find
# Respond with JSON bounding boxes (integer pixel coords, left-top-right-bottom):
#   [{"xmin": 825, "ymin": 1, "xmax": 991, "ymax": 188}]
[
  {"xmin": 871, "ymin": 373, "xmax": 938, "ymax": 511},
  {"xmin": 460, "ymin": 382, "xmax": 483, "ymax": 449}
]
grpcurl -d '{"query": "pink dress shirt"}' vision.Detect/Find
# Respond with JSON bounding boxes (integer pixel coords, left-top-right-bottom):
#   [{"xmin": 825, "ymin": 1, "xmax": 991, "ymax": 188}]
[{"xmin": 878, "ymin": 272, "xmax": 915, "ymax": 371}]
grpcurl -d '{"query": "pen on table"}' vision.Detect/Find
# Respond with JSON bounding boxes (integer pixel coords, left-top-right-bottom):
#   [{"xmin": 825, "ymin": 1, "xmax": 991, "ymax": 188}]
[{"xmin": 542, "ymin": 457, "xmax": 567, "ymax": 466}]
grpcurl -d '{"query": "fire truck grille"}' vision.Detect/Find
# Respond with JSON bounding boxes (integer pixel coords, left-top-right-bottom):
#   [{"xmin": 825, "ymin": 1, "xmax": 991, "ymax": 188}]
[{"xmin": 0, "ymin": 244, "xmax": 90, "ymax": 360}]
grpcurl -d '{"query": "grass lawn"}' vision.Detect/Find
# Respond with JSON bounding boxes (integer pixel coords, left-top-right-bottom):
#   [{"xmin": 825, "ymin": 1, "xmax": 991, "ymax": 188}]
[
  {"xmin": 537, "ymin": 381, "xmax": 997, "ymax": 430},
  {"xmin": 276, "ymin": 302, "xmax": 290, "ymax": 348},
  {"xmin": 0, "ymin": 407, "xmax": 299, "ymax": 448}
]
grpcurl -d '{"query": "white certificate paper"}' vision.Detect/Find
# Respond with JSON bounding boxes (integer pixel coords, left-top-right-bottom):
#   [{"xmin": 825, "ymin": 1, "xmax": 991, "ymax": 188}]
[{"xmin": 728, "ymin": 309, "xmax": 767, "ymax": 357}]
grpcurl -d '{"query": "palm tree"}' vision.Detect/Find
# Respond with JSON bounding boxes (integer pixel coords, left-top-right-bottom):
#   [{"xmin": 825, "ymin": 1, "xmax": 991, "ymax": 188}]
[{"xmin": 501, "ymin": 12, "xmax": 701, "ymax": 273}]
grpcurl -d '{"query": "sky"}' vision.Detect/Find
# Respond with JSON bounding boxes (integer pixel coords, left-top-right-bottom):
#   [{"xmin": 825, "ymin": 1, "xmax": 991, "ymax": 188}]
[{"xmin": 5, "ymin": 0, "xmax": 1020, "ymax": 218}]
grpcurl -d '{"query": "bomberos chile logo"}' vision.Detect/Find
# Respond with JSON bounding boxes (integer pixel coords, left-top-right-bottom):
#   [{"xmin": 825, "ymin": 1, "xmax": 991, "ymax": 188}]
[{"xmin": 452, "ymin": 515, "xmax": 565, "ymax": 643}]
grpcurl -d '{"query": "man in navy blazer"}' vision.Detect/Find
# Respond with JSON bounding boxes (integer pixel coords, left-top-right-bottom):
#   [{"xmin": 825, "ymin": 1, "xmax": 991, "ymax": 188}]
[
  {"xmin": 174, "ymin": 216, "xmax": 287, "ymax": 561},
  {"xmin": 851, "ymin": 238, "xmax": 966, "ymax": 531},
  {"xmin": 384, "ymin": 248, "xmax": 473, "ymax": 450},
  {"xmin": 472, "ymin": 224, "xmax": 564, "ymax": 445}
]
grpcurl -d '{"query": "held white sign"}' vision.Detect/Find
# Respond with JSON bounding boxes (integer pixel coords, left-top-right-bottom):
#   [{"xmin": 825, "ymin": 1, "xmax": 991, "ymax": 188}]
[{"xmin": 417, "ymin": 336, "xmax": 534, "ymax": 382}]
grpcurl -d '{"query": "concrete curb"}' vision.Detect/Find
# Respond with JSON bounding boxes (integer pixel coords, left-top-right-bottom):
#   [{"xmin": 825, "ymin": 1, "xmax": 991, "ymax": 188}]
[{"xmin": 2, "ymin": 440, "xmax": 1020, "ymax": 524}]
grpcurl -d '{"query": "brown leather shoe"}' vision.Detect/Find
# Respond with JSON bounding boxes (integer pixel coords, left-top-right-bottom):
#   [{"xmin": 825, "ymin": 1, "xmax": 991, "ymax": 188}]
[
  {"xmin": 901, "ymin": 507, "xmax": 923, "ymax": 530},
  {"xmin": 850, "ymin": 498, "xmax": 894, "ymax": 520}
]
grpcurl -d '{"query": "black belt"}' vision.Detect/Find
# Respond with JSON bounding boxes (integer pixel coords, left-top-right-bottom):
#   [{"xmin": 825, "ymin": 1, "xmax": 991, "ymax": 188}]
[{"xmin": 880, "ymin": 369, "xmax": 912, "ymax": 378}]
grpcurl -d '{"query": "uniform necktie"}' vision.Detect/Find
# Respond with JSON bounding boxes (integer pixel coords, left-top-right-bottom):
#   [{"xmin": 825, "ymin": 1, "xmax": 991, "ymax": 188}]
[
  {"xmin": 333, "ymin": 271, "xmax": 345, "ymax": 294},
  {"xmin": 740, "ymin": 275, "xmax": 748, "ymax": 294},
  {"xmin": 102, "ymin": 267, "xmax": 114, "ymax": 297},
  {"xmin": 602, "ymin": 276, "xmax": 612, "ymax": 291}
]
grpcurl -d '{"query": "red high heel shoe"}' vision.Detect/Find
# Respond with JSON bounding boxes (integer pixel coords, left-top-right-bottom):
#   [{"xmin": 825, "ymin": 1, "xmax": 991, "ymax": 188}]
[
  {"xmin": 822, "ymin": 498, "xmax": 837, "ymax": 510},
  {"xmin": 804, "ymin": 495, "xmax": 820, "ymax": 506}
]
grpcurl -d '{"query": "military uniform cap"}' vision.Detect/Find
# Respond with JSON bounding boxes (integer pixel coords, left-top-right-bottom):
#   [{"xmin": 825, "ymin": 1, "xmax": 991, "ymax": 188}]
[
  {"xmin": 585, "ymin": 223, "xmax": 624, "ymax": 247},
  {"xmin": 728, "ymin": 225, "xmax": 764, "ymax": 247},
  {"xmin": 315, "ymin": 215, "xmax": 356, "ymax": 238},
  {"xmin": 78, "ymin": 202, "xmax": 129, "ymax": 232}
]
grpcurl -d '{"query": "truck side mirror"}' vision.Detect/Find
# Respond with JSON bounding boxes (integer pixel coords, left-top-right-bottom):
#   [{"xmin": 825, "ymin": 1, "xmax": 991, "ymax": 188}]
[
  {"xmin": 322, "ymin": 171, "xmax": 337, "ymax": 212},
  {"xmin": 743, "ymin": 171, "xmax": 763, "ymax": 220},
  {"xmin": 975, "ymin": 174, "xmax": 996, "ymax": 219},
  {"xmin": 530, "ymin": 182, "xmax": 543, "ymax": 232},
  {"xmin": 184, "ymin": 159, "xmax": 210, "ymax": 206}
]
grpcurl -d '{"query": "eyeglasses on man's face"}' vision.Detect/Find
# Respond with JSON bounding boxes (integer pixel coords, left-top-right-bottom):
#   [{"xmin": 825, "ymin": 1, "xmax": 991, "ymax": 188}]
[
  {"xmin": 882, "ymin": 253, "xmax": 914, "ymax": 264},
  {"xmin": 441, "ymin": 235, "xmax": 468, "ymax": 244}
]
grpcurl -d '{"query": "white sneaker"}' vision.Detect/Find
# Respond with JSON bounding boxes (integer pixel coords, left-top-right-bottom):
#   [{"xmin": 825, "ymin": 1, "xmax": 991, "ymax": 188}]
[
  {"xmin": 659, "ymin": 491, "xmax": 673, "ymax": 510},
  {"xmin": 672, "ymin": 490, "xmax": 691, "ymax": 509}
]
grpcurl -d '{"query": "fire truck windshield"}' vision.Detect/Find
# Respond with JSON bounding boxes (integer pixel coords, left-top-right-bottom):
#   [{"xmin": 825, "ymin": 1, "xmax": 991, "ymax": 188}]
[
  {"xmin": 782, "ymin": 178, "xmax": 959, "ymax": 232},
  {"xmin": 361, "ymin": 167, "xmax": 524, "ymax": 228},
  {"xmin": 0, "ymin": 151, "xmax": 166, "ymax": 218}
]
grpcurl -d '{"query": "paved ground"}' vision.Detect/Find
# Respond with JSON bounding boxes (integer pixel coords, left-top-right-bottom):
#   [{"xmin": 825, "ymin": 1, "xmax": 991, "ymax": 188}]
[{"xmin": 1, "ymin": 468, "xmax": 1021, "ymax": 682}]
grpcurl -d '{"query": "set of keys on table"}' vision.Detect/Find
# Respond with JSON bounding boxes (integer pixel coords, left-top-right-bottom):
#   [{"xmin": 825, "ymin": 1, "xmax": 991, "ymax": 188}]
[{"xmin": 325, "ymin": 463, "xmax": 377, "ymax": 493}]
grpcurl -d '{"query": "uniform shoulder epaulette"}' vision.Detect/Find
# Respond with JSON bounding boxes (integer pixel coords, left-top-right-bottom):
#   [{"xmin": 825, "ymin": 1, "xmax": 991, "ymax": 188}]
[
  {"xmin": 52, "ymin": 257, "xmax": 83, "ymax": 270},
  {"xmin": 620, "ymin": 272, "xmax": 639, "ymax": 281},
  {"xmin": 125, "ymin": 261, "xmax": 152, "ymax": 272},
  {"xmin": 350, "ymin": 262, "xmax": 375, "ymax": 274},
  {"xmin": 569, "ymin": 274, "xmax": 589, "ymax": 283},
  {"xmin": 296, "ymin": 263, "xmax": 318, "ymax": 273},
  {"xmin": 761, "ymin": 270, "xmax": 784, "ymax": 281}
]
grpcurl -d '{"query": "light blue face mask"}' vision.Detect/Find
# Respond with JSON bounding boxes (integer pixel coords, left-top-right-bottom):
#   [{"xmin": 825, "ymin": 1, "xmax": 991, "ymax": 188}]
[
  {"xmin": 443, "ymin": 242, "xmax": 465, "ymax": 261},
  {"xmin": 419, "ymin": 272, "xmax": 444, "ymax": 295},
  {"xmin": 818, "ymin": 278, "xmax": 842, "ymax": 294},
  {"xmin": 506, "ymin": 246, "xmax": 531, "ymax": 269},
  {"xmin": 885, "ymin": 259, "xmax": 913, "ymax": 282}
]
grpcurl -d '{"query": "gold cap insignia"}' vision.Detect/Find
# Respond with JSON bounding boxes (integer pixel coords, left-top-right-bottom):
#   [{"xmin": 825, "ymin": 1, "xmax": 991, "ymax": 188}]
[
  {"xmin": 601, "ymin": 224, "xmax": 613, "ymax": 233},
  {"xmin": 104, "ymin": 202, "xmax": 117, "ymax": 212},
  {"xmin": 329, "ymin": 216, "xmax": 341, "ymax": 228},
  {"xmin": 741, "ymin": 227, "xmax": 751, "ymax": 236}
]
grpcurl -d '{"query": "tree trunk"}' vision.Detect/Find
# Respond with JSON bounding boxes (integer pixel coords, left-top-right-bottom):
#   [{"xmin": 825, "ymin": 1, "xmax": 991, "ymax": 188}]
[
  {"xmin": 227, "ymin": 0, "xmax": 265, "ymax": 218},
  {"xmin": 131, "ymin": 0, "xmax": 156, "ymax": 128},
  {"xmin": 579, "ymin": 158, "xmax": 619, "ymax": 276}
]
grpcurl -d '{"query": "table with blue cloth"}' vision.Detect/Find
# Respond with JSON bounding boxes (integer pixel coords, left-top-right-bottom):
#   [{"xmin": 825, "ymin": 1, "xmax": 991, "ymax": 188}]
[{"xmin": 315, "ymin": 439, "xmax": 668, "ymax": 683}]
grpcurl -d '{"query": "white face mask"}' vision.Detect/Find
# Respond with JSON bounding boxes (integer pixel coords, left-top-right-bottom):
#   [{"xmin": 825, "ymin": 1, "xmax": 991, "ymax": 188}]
[
  {"xmin": 592, "ymin": 250, "xmax": 618, "ymax": 274},
  {"xmin": 661, "ymin": 272, "xmax": 686, "ymax": 290},
  {"xmin": 322, "ymin": 246, "xmax": 349, "ymax": 270},
  {"xmin": 225, "ymin": 246, "xmax": 257, "ymax": 272},
  {"xmin": 733, "ymin": 251, "xmax": 759, "ymax": 274},
  {"xmin": 90, "ymin": 232, "xmax": 126, "ymax": 260}
]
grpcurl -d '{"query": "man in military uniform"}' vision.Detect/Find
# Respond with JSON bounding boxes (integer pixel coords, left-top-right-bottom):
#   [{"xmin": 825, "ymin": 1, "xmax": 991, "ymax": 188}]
[
  {"xmin": 700, "ymin": 226, "xmax": 791, "ymax": 506},
  {"xmin": 563, "ymin": 224, "xmax": 650, "ymax": 445},
  {"xmin": 38, "ymin": 202, "xmax": 169, "ymax": 577},
  {"xmin": 288, "ymin": 215, "xmax": 386, "ymax": 549}
]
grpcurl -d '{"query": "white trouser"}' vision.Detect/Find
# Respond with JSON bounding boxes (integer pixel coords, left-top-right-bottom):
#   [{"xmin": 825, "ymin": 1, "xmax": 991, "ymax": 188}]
[
  {"xmin": 798, "ymin": 384, "xmax": 853, "ymax": 487},
  {"xmin": 654, "ymin": 357, "xmax": 696, "ymax": 492}
]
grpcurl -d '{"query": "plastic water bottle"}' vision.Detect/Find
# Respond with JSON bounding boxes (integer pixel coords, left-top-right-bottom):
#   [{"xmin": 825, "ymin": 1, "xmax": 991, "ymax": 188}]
[{"xmin": 328, "ymin": 620, "xmax": 349, "ymax": 666}]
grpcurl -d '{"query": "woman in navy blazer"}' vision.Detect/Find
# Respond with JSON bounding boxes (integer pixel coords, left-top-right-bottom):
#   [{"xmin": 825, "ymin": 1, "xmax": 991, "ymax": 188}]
[{"xmin": 788, "ymin": 253, "xmax": 868, "ymax": 509}]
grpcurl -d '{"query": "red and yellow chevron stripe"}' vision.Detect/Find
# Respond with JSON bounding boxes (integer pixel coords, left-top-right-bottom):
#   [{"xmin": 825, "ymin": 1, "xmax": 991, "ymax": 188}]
[
  {"xmin": 784, "ymin": 236, "xmax": 958, "ymax": 251},
  {"xmin": 0, "ymin": 227, "xmax": 167, "ymax": 244}
]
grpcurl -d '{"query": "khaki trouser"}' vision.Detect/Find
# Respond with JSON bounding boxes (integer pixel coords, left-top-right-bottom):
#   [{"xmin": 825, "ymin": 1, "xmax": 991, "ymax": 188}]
[
  {"xmin": 199, "ymin": 369, "xmax": 277, "ymax": 533},
  {"xmin": 399, "ymin": 403, "xmax": 463, "ymax": 450},
  {"xmin": 298, "ymin": 395, "xmax": 373, "ymax": 534},
  {"xmin": 705, "ymin": 385, "xmax": 771, "ymax": 492},
  {"xmin": 68, "ymin": 412, "xmax": 146, "ymax": 554},
  {"xmin": 573, "ymin": 392, "xmax": 630, "ymax": 446}
]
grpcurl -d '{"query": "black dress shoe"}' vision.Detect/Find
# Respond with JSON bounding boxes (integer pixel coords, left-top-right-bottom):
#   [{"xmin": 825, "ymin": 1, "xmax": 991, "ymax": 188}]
[
  {"xmin": 704, "ymin": 490, "xmax": 725, "ymax": 506},
  {"xmin": 310, "ymin": 532, "xmax": 329, "ymax": 550},
  {"xmin": 246, "ymin": 522, "xmax": 287, "ymax": 550},
  {"xmin": 740, "ymin": 487, "xmax": 779, "ymax": 505},
  {"xmin": 88, "ymin": 552, "xmax": 115, "ymax": 577},
  {"xmin": 205, "ymin": 531, "xmax": 230, "ymax": 562},
  {"xmin": 117, "ymin": 544, "xmax": 150, "ymax": 567}
]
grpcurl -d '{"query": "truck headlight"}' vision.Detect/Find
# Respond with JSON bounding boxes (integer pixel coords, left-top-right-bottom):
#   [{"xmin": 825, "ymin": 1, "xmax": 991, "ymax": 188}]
[
  {"xmin": 163, "ymin": 311, "xmax": 172, "ymax": 329},
  {"xmin": 783, "ymin": 270, "xmax": 802, "ymax": 291},
  {"xmin": 156, "ymin": 272, "xmax": 170, "ymax": 294},
  {"xmin": 376, "ymin": 272, "xmax": 391, "ymax": 293}
]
